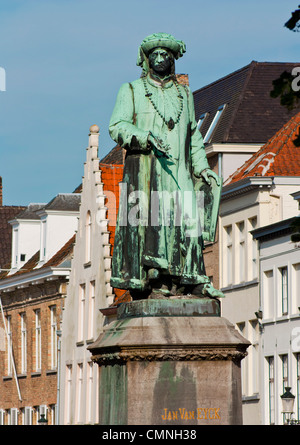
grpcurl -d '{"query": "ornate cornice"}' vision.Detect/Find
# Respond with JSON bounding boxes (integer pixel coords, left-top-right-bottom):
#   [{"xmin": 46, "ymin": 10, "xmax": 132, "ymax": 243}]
[{"xmin": 90, "ymin": 345, "xmax": 248, "ymax": 366}]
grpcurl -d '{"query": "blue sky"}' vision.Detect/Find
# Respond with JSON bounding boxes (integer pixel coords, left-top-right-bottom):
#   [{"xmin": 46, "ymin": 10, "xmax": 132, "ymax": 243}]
[{"xmin": 0, "ymin": 0, "xmax": 299, "ymax": 205}]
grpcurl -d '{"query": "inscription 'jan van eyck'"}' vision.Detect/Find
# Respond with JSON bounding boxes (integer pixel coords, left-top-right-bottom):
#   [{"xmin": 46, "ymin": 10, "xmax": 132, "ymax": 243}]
[{"xmin": 161, "ymin": 407, "xmax": 221, "ymax": 421}]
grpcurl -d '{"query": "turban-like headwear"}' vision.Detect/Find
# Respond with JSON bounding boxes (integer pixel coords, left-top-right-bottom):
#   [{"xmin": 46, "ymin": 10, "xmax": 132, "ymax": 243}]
[{"xmin": 137, "ymin": 33, "xmax": 186, "ymax": 73}]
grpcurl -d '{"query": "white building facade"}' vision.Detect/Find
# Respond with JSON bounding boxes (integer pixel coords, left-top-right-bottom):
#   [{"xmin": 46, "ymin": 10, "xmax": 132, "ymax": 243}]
[
  {"xmin": 59, "ymin": 125, "xmax": 116, "ymax": 425},
  {"xmin": 253, "ymin": 214, "xmax": 300, "ymax": 425}
]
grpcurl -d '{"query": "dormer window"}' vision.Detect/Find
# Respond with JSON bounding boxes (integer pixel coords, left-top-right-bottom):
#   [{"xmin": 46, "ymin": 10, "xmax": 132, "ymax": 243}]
[
  {"xmin": 203, "ymin": 104, "xmax": 226, "ymax": 144},
  {"xmin": 197, "ymin": 112, "xmax": 208, "ymax": 131}
]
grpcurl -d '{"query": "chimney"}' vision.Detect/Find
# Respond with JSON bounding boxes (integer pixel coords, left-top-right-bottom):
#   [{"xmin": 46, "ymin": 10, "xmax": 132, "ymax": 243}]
[{"xmin": 176, "ymin": 74, "xmax": 189, "ymax": 86}]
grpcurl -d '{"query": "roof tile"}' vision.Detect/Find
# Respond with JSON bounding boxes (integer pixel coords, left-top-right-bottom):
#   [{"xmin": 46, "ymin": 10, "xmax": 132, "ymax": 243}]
[{"xmin": 225, "ymin": 111, "xmax": 300, "ymax": 185}]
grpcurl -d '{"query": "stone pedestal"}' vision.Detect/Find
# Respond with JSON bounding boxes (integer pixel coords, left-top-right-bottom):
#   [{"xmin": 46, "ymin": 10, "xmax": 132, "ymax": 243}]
[{"xmin": 88, "ymin": 298, "xmax": 250, "ymax": 425}]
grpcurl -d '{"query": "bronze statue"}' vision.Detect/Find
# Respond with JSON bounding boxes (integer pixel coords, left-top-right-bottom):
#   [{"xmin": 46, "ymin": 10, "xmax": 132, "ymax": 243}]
[{"xmin": 109, "ymin": 33, "xmax": 223, "ymax": 300}]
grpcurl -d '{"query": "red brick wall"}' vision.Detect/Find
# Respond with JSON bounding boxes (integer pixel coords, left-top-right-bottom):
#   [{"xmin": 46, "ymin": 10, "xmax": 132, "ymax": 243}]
[{"xmin": 0, "ymin": 282, "xmax": 65, "ymax": 425}]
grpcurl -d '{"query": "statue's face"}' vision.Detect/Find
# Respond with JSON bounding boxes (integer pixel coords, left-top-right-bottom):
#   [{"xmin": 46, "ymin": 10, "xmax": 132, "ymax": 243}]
[{"xmin": 149, "ymin": 47, "xmax": 173, "ymax": 76}]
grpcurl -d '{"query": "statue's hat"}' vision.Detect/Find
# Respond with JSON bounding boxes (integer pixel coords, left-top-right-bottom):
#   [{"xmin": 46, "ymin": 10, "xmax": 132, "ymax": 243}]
[{"xmin": 137, "ymin": 32, "xmax": 186, "ymax": 67}]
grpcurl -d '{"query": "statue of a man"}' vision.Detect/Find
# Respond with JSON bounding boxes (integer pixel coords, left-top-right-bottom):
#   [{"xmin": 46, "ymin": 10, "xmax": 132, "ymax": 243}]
[{"xmin": 109, "ymin": 33, "xmax": 223, "ymax": 299}]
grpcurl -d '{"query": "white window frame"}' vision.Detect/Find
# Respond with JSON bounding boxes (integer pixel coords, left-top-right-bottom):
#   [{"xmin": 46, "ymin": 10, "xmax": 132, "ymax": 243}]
[
  {"xmin": 9, "ymin": 408, "xmax": 18, "ymax": 425},
  {"xmin": 0, "ymin": 409, "xmax": 5, "ymax": 425},
  {"xmin": 88, "ymin": 281, "xmax": 95, "ymax": 340},
  {"xmin": 50, "ymin": 306, "xmax": 57, "ymax": 369},
  {"xmin": 34, "ymin": 309, "xmax": 41, "ymax": 371},
  {"xmin": 20, "ymin": 312, "xmax": 27, "ymax": 374},
  {"xmin": 237, "ymin": 221, "xmax": 245, "ymax": 283},
  {"xmin": 23, "ymin": 407, "xmax": 33, "ymax": 425},
  {"xmin": 279, "ymin": 266, "xmax": 288, "ymax": 315},
  {"xmin": 75, "ymin": 363, "xmax": 83, "ymax": 424},
  {"xmin": 267, "ymin": 356, "xmax": 275, "ymax": 425},
  {"xmin": 249, "ymin": 217, "xmax": 258, "ymax": 280},
  {"xmin": 6, "ymin": 315, "xmax": 12, "ymax": 375},
  {"xmin": 224, "ymin": 225, "xmax": 233, "ymax": 286},
  {"xmin": 65, "ymin": 364, "xmax": 73, "ymax": 425},
  {"xmin": 203, "ymin": 104, "xmax": 226, "ymax": 143},
  {"xmin": 78, "ymin": 284, "xmax": 85, "ymax": 342},
  {"xmin": 86, "ymin": 361, "xmax": 93, "ymax": 424},
  {"xmin": 197, "ymin": 112, "xmax": 208, "ymax": 131},
  {"xmin": 263, "ymin": 269, "xmax": 274, "ymax": 319},
  {"xmin": 296, "ymin": 353, "xmax": 300, "ymax": 422}
]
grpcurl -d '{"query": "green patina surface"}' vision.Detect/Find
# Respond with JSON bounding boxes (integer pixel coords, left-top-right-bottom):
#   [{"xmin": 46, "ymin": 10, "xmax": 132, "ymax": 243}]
[
  {"xmin": 108, "ymin": 32, "xmax": 223, "ymax": 300},
  {"xmin": 99, "ymin": 364, "xmax": 127, "ymax": 425},
  {"xmin": 118, "ymin": 298, "xmax": 220, "ymax": 318}
]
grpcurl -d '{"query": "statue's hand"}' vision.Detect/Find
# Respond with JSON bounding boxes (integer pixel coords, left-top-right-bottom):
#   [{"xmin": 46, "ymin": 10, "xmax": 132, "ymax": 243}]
[
  {"xmin": 198, "ymin": 169, "xmax": 221, "ymax": 187},
  {"xmin": 148, "ymin": 133, "xmax": 172, "ymax": 159}
]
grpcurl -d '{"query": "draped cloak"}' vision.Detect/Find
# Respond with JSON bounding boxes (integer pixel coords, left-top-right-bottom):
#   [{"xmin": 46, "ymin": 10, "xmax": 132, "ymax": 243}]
[{"xmin": 109, "ymin": 74, "xmax": 211, "ymax": 291}]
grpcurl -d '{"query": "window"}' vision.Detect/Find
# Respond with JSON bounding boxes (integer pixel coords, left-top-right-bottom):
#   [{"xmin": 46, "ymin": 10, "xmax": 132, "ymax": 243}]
[
  {"xmin": 9, "ymin": 408, "xmax": 18, "ymax": 425},
  {"xmin": 20, "ymin": 313, "xmax": 27, "ymax": 374},
  {"xmin": 65, "ymin": 364, "xmax": 73, "ymax": 425},
  {"xmin": 236, "ymin": 322, "xmax": 246, "ymax": 395},
  {"xmin": 85, "ymin": 211, "xmax": 92, "ymax": 263},
  {"xmin": 23, "ymin": 407, "xmax": 33, "ymax": 425},
  {"xmin": 203, "ymin": 104, "xmax": 226, "ymax": 143},
  {"xmin": 0, "ymin": 409, "xmax": 5, "ymax": 425},
  {"xmin": 279, "ymin": 267, "xmax": 288, "ymax": 315},
  {"xmin": 34, "ymin": 309, "xmax": 41, "ymax": 371},
  {"xmin": 86, "ymin": 362, "xmax": 93, "ymax": 424},
  {"xmin": 50, "ymin": 306, "xmax": 57, "ymax": 369},
  {"xmin": 281, "ymin": 354, "xmax": 289, "ymax": 393},
  {"xmin": 88, "ymin": 281, "xmax": 95, "ymax": 339},
  {"xmin": 237, "ymin": 221, "xmax": 245, "ymax": 282},
  {"xmin": 78, "ymin": 284, "xmax": 86, "ymax": 342},
  {"xmin": 264, "ymin": 270, "xmax": 274, "ymax": 319},
  {"xmin": 6, "ymin": 315, "xmax": 12, "ymax": 375},
  {"xmin": 249, "ymin": 217, "xmax": 258, "ymax": 280},
  {"xmin": 296, "ymin": 353, "xmax": 300, "ymax": 422},
  {"xmin": 49, "ymin": 404, "xmax": 57, "ymax": 425},
  {"xmin": 224, "ymin": 225, "xmax": 233, "ymax": 286},
  {"xmin": 267, "ymin": 356, "xmax": 275, "ymax": 425},
  {"xmin": 75, "ymin": 363, "xmax": 83, "ymax": 424},
  {"xmin": 292, "ymin": 263, "xmax": 300, "ymax": 314},
  {"xmin": 197, "ymin": 112, "xmax": 208, "ymax": 131},
  {"xmin": 280, "ymin": 354, "xmax": 289, "ymax": 424},
  {"xmin": 248, "ymin": 320, "xmax": 259, "ymax": 395}
]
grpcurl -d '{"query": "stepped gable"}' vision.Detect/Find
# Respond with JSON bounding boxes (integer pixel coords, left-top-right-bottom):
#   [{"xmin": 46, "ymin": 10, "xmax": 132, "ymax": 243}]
[{"xmin": 225, "ymin": 111, "xmax": 300, "ymax": 185}]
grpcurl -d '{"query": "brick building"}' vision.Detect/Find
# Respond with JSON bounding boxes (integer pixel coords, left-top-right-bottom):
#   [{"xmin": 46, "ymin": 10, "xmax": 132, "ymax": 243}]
[{"xmin": 0, "ymin": 194, "xmax": 80, "ymax": 425}]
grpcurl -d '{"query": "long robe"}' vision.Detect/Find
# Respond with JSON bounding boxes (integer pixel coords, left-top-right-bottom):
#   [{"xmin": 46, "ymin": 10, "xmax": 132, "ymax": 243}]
[{"xmin": 109, "ymin": 74, "xmax": 211, "ymax": 291}]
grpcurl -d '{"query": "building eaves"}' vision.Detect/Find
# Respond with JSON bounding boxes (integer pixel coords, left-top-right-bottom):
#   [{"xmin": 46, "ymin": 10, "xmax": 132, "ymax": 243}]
[
  {"xmin": 252, "ymin": 216, "xmax": 299, "ymax": 241},
  {"xmin": 0, "ymin": 235, "xmax": 75, "ymax": 286},
  {"xmin": 221, "ymin": 176, "xmax": 273, "ymax": 201}
]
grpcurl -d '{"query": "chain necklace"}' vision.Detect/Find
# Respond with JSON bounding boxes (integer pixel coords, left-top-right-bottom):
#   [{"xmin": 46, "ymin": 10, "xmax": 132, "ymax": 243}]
[{"xmin": 143, "ymin": 76, "xmax": 183, "ymax": 130}]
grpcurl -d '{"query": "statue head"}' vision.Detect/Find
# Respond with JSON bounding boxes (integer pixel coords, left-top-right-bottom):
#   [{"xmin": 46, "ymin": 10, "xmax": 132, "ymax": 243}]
[{"xmin": 137, "ymin": 33, "xmax": 186, "ymax": 77}]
